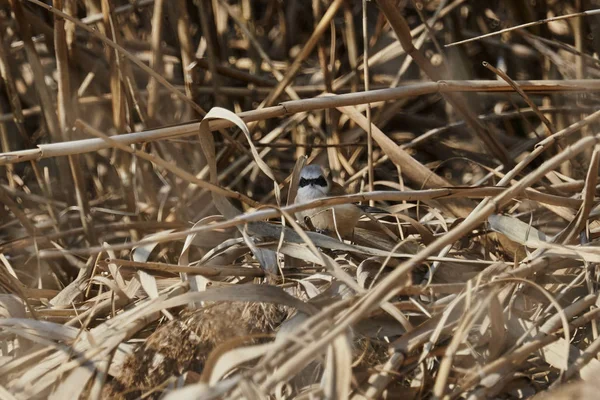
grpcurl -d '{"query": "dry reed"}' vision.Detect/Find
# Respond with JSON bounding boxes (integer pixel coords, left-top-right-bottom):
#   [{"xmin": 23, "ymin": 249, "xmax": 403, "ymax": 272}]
[{"xmin": 1, "ymin": 1, "xmax": 600, "ymax": 399}]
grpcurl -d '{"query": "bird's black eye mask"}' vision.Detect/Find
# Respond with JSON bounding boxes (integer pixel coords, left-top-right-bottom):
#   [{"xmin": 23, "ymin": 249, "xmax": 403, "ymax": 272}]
[{"xmin": 299, "ymin": 176, "xmax": 328, "ymax": 188}]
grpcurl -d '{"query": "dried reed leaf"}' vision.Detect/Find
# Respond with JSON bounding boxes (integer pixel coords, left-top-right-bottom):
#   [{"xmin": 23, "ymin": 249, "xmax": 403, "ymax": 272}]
[
  {"xmin": 536, "ymin": 244, "xmax": 600, "ymax": 263},
  {"xmin": 132, "ymin": 229, "xmax": 176, "ymax": 262},
  {"xmin": 49, "ymin": 259, "xmax": 92, "ymax": 307},
  {"xmin": 0, "ymin": 318, "xmax": 79, "ymax": 342},
  {"xmin": 163, "ymin": 378, "xmax": 240, "ymax": 400},
  {"xmin": 0, "ymin": 295, "xmax": 26, "ymax": 319},
  {"xmin": 138, "ymin": 270, "xmax": 159, "ymax": 299},
  {"xmin": 321, "ymin": 331, "xmax": 352, "ymax": 399},
  {"xmin": 488, "ymin": 214, "xmax": 549, "ymax": 247},
  {"xmin": 48, "ymin": 364, "xmax": 95, "ymax": 400},
  {"xmin": 198, "ymin": 107, "xmax": 279, "ymax": 273},
  {"xmin": 180, "ymin": 219, "xmax": 212, "ymax": 294},
  {"xmin": 337, "ymin": 105, "xmax": 472, "ymax": 217},
  {"xmin": 287, "ymin": 156, "xmax": 308, "ymax": 207},
  {"xmin": 207, "ymin": 342, "xmax": 276, "ymax": 385},
  {"xmin": 540, "ymin": 338, "xmax": 600, "ymax": 378}
]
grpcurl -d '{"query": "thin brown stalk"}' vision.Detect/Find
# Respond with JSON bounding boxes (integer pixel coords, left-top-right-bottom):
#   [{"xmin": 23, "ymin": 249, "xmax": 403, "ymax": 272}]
[
  {"xmin": 362, "ymin": 0, "xmax": 374, "ymax": 203},
  {"xmin": 193, "ymin": 58, "xmax": 274, "ymax": 87},
  {"xmin": 483, "ymin": 61, "xmax": 556, "ymax": 135},
  {"xmin": 0, "ymin": 220, "xmax": 186, "ymax": 254},
  {"xmin": 337, "ymin": 105, "xmax": 475, "ymax": 218},
  {"xmin": 554, "ymin": 145, "xmax": 600, "ymax": 244},
  {"xmin": 343, "ymin": 2, "xmax": 359, "ymax": 93},
  {"xmin": 560, "ymin": 331, "xmax": 600, "ymax": 382},
  {"xmin": 197, "ymin": 0, "xmax": 222, "ymax": 106},
  {"xmin": 335, "ymin": 0, "xmax": 466, "ymax": 92},
  {"xmin": 0, "ymin": 25, "xmax": 17, "ymax": 185},
  {"xmin": 0, "ymin": 123, "xmax": 12, "ymax": 186},
  {"xmin": 0, "ymin": 18, "xmax": 29, "ymax": 145},
  {"xmin": 497, "ymin": 107, "xmax": 600, "ymax": 185},
  {"xmin": 27, "ymin": 181, "xmax": 576, "ymax": 258},
  {"xmin": 147, "ymin": 0, "xmax": 165, "ymax": 120},
  {"xmin": 175, "ymin": 0, "xmax": 198, "ymax": 117},
  {"xmin": 10, "ymin": 0, "xmax": 79, "ymax": 213},
  {"xmin": 0, "ymin": 185, "xmax": 36, "ymax": 236},
  {"xmin": 81, "ymin": 0, "xmax": 155, "ymax": 24},
  {"xmin": 102, "ymin": 259, "xmax": 265, "ymax": 277},
  {"xmin": 100, "ymin": 0, "xmax": 140, "ymax": 241},
  {"xmin": 433, "ymin": 290, "xmax": 499, "ymax": 398},
  {"xmin": 446, "ymin": 8, "xmax": 600, "ymax": 48}
]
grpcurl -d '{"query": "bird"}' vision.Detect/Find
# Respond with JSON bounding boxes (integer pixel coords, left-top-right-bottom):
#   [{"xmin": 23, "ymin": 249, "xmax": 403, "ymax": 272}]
[{"xmin": 294, "ymin": 164, "xmax": 365, "ymax": 238}]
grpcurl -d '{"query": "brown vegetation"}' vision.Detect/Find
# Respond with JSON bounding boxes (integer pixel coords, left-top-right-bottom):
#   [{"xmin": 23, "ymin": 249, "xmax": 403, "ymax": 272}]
[{"xmin": 2, "ymin": 0, "xmax": 600, "ymax": 398}]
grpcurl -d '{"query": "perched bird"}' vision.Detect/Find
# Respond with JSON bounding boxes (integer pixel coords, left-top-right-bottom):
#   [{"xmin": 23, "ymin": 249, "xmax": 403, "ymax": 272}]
[{"xmin": 294, "ymin": 164, "xmax": 362, "ymax": 238}]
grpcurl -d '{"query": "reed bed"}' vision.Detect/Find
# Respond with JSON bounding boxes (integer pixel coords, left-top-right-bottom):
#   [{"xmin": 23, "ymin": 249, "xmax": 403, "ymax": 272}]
[{"xmin": 1, "ymin": 0, "xmax": 600, "ymax": 398}]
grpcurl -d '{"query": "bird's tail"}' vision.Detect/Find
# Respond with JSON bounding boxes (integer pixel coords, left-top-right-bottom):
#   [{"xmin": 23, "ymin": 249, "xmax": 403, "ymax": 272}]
[{"xmin": 356, "ymin": 204, "xmax": 390, "ymax": 214}]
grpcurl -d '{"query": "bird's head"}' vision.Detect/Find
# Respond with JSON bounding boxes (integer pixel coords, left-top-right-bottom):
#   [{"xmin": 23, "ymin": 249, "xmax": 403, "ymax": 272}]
[{"xmin": 298, "ymin": 165, "xmax": 330, "ymax": 197}]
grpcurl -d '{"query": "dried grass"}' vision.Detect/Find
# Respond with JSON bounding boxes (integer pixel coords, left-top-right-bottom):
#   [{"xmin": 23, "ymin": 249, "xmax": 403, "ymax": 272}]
[{"xmin": 1, "ymin": 0, "xmax": 600, "ymax": 399}]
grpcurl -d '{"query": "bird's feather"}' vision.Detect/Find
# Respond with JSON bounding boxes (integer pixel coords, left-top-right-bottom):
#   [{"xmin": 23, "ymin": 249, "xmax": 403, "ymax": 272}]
[{"xmin": 356, "ymin": 204, "xmax": 390, "ymax": 214}]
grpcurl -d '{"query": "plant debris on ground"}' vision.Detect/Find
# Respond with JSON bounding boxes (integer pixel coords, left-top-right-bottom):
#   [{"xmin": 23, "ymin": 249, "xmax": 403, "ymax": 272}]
[{"xmin": 2, "ymin": 0, "xmax": 600, "ymax": 399}]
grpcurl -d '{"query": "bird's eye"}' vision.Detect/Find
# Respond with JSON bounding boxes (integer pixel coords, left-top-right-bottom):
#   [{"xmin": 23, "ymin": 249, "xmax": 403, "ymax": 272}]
[
  {"xmin": 315, "ymin": 176, "xmax": 328, "ymax": 187},
  {"xmin": 299, "ymin": 178, "xmax": 308, "ymax": 187}
]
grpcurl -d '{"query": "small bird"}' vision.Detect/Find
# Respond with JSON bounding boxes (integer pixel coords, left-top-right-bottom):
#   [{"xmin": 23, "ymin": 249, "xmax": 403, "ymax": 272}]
[{"xmin": 294, "ymin": 164, "xmax": 363, "ymax": 238}]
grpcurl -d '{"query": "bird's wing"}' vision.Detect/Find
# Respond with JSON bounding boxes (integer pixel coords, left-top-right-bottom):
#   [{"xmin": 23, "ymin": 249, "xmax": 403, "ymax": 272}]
[
  {"xmin": 328, "ymin": 183, "xmax": 388, "ymax": 214},
  {"xmin": 329, "ymin": 181, "xmax": 349, "ymax": 196}
]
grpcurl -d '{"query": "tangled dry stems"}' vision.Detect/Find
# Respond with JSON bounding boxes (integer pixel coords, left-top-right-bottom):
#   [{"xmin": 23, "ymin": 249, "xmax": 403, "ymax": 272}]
[{"xmin": 1, "ymin": 0, "xmax": 600, "ymax": 399}]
